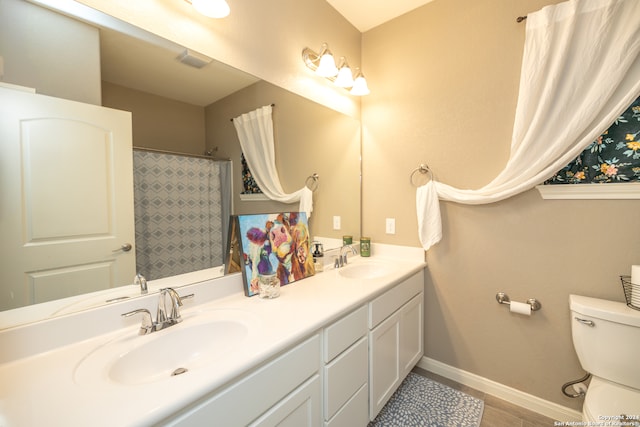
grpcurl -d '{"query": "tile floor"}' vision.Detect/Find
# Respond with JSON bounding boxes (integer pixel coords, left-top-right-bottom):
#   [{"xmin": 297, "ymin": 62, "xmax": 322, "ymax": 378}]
[{"xmin": 412, "ymin": 367, "xmax": 560, "ymax": 427}]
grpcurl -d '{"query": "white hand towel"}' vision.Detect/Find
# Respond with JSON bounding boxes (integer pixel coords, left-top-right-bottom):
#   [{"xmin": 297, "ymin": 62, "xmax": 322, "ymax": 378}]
[
  {"xmin": 299, "ymin": 186, "xmax": 313, "ymax": 219},
  {"xmin": 416, "ymin": 180, "xmax": 442, "ymax": 251}
]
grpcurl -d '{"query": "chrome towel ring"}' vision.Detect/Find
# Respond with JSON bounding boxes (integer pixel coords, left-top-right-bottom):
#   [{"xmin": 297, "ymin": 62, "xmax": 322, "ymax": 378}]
[
  {"xmin": 305, "ymin": 173, "xmax": 319, "ymax": 191},
  {"xmin": 410, "ymin": 164, "xmax": 433, "ymax": 186}
]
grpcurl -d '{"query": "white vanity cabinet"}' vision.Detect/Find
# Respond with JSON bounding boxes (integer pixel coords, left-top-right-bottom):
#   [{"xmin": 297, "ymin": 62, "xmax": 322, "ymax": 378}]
[
  {"xmin": 322, "ymin": 305, "xmax": 369, "ymax": 427},
  {"xmin": 368, "ymin": 271, "xmax": 424, "ymax": 420},
  {"xmin": 162, "ymin": 334, "xmax": 322, "ymax": 427}
]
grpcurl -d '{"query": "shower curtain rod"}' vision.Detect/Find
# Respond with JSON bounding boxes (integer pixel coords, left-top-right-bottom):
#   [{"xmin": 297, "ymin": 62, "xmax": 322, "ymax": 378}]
[
  {"xmin": 133, "ymin": 146, "xmax": 230, "ymax": 161},
  {"xmin": 230, "ymin": 104, "xmax": 275, "ymax": 122}
]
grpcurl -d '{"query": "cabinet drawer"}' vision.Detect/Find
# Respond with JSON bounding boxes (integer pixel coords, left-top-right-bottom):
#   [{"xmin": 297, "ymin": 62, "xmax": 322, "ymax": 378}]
[
  {"xmin": 323, "ymin": 336, "xmax": 368, "ymax": 420},
  {"xmin": 323, "ymin": 305, "xmax": 367, "ymax": 362},
  {"xmin": 165, "ymin": 334, "xmax": 321, "ymax": 426},
  {"xmin": 325, "ymin": 383, "xmax": 368, "ymax": 427},
  {"xmin": 369, "ymin": 270, "xmax": 423, "ymax": 329}
]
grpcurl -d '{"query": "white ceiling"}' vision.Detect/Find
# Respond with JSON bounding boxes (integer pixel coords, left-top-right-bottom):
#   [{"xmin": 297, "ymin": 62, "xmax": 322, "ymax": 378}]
[{"xmin": 326, "ymin": 0, "xmax": 436, "ymax": 32}]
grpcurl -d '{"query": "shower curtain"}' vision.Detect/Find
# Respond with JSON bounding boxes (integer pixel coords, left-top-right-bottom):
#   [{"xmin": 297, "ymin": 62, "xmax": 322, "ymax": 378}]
[{"xmin": 133, "ymin": 150, "xmax": 231, "ymax": 280}]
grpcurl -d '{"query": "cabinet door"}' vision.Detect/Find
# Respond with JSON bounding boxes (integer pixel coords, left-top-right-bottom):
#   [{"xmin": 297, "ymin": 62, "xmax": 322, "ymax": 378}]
[
  {"xmin": 400, "ymin": 293, "xmax": 423, "ymax": 377},
  {"xmin": 250, "ymin": 375, "xmax": 321, "ymax": 427},
  {"xmin": 324, "ymin": 336, "xmax": 368, "ymax": 420},
  {"xmin": 368, "ymin": 311, "xmax": 401, "ymax": 420}
]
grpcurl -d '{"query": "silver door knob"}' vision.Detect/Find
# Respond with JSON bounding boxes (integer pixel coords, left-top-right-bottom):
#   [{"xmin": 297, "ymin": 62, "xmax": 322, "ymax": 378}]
[{"xmin": 113, "ymin": 243, "xmax": 133, "ymax": 253}]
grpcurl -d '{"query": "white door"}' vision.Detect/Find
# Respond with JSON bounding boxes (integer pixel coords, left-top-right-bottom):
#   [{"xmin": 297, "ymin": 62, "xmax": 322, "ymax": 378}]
[{"xmin": 0, "ymin": 86, "xmax": 135, "ymax": 310}]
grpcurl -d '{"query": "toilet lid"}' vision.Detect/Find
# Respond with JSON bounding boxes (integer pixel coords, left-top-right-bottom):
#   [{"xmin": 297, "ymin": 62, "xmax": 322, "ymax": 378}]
[{"xmin": 583, "ymin": 377, "xmax": 640, "ymax": 421}]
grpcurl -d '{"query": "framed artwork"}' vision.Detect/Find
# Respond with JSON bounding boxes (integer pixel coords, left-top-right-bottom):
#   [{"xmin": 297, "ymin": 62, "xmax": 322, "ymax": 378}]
[{"xmin": 226, "ymin": 212, "xmax": 315, "ymax": 297}]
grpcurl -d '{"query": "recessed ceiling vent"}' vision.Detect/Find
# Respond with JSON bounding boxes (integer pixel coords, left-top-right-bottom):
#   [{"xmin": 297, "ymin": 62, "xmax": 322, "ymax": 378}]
[{"xmin": 177, "ymin": 49, "xmax": 213, "ymax": 69}]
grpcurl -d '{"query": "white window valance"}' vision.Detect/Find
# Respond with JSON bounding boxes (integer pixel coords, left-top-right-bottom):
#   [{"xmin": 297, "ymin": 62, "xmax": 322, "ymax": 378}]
[{"xmin": 233, "ymin": 105, "xmax": 313, "ymax": 217}]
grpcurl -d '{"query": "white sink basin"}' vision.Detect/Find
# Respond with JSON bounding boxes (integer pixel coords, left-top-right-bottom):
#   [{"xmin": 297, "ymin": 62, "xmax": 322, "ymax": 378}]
[
  {"xmin": 338, "ymin": 262, "xmax": 393, "ymax": 279},
  {"xmin": 74, "ymin": 309, "xmax": 260, "ymax": 386}
]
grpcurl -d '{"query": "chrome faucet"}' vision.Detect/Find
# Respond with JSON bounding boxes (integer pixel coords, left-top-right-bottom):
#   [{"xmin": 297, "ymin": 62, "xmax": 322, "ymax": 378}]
[
  {"xmin": 155, "ymin": 287, "xmax": 190, "ymax": 331},
  {"xmin": 134, "ymin": 273, "xmax": 148, "ymax": 295},
  {"xmin": 122, "ymin": 287, "xmax": 193, "ymax": 335},
  {"xmin": 335, "ymin": 244, "xmax": 357, "ymax": 268}
]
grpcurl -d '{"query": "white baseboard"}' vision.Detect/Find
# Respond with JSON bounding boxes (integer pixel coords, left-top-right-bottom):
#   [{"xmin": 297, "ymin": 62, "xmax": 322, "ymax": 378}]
[{"xmin": 417, "ymin": 356, "xmax": 582, "ymax": 422}]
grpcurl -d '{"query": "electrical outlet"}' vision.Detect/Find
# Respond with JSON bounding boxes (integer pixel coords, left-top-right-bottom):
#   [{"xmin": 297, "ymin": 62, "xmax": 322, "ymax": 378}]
[
  {"xmin": 333, "ymin": 215, "xmax": 341, "ymax": 230},
  {"xmin": 385, "ymin": 218, "xmax": 396, "ymax": 234}
]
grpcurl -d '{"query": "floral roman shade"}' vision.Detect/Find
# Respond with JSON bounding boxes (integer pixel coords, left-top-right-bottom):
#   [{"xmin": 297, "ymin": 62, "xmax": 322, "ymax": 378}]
[{"xmin": 546, "ymin": 96, "xmax": 640, "ymax": 184}]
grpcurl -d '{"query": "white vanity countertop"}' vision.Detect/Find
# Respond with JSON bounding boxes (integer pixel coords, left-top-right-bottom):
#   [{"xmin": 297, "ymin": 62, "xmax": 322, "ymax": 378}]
[{"xmin": 0, "ymin": 248, "xmax": 425, "ymax": 427}]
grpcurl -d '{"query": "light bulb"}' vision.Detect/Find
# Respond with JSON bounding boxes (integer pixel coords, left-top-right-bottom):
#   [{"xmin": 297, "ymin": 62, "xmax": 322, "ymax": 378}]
[
  {"xmin": 191, "ymin": 0, "xmax": 230, "ymax": 18},
  {"xmin": 350, "ymin": 69, "xmax": 370, "ymax": 96},
  {"xmin": 315, "ymin": 43, "xmax": 338, "ymax": 78},
  {"xmin": 334, "ymin": 58, "xmax": 354, "ymax": 88}
]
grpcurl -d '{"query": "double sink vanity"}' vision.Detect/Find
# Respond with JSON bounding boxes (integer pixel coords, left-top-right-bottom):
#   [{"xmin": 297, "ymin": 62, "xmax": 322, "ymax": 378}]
[{"xmin": 0, "ymin": 244, "xmax": 425, "ymax": 426}]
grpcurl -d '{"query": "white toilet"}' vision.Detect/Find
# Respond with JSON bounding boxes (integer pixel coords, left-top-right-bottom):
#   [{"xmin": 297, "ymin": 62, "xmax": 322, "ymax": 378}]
[{"xmin": 569, "ymin": 294, "xmax": 640, "ymax": 421}]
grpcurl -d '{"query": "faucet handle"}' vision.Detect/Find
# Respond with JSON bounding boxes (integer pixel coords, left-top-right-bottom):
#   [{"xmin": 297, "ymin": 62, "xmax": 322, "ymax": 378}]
[
  {"xmin": 156, "ymin": 289, "xmax": 170, "ymax": 327},
  {"xmin": 164, "ymin": 288, "xmax": 186, "ymax": 323},
  {"xmin": 134, "ymin": 273, "xmax": 148, "ymax": 295},
  {"xmin": 122, "ymin": 308, "xmax": 154, "ymax": 335}
]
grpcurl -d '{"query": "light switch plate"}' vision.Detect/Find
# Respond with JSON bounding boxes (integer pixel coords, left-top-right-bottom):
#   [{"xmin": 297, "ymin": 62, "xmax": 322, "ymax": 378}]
[
  {"xmin": 333, "ymin": 215, "xmax": 341, "ymax": 230},
  {"xmin": 385, "ymin": 218, "xmax": 395, "ymax": 234}
]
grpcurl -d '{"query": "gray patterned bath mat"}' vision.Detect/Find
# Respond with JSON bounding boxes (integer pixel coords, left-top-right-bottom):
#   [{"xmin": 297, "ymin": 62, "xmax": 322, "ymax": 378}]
[{"xmin": 369, "ymin": 372, "xmax": 484, "ymax": 427}]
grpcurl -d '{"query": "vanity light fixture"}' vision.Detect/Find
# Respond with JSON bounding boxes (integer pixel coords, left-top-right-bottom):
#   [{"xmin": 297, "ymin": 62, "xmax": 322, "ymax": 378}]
[
  {"xmin": 302, "ymin": 43, "xmax": 369, "ymax": 96},
  {"xmin": 186, "ymin": 0, "xmax": 230, "ymax": 18},
  {"xmin": 334, "ymin": 57, "xmax": 354, "ymax": 88},
  {"xmin": 314, "ymin": 43, "xmax": 339, "ymax": 77},
  {"xmin": 350, "ymin": 68, "xmax": 370, "ymax": 96}
]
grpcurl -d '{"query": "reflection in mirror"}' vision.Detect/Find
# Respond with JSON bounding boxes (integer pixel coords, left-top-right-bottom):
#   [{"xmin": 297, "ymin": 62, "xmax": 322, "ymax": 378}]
[{"xmin": 0, "ymin": 0, "xmax": 360, "ymax": 329}]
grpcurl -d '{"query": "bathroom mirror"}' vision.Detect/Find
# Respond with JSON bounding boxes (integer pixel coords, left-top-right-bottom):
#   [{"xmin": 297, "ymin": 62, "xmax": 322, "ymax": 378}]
[{"xmin": 0, "ymin": 0, "xmax": 360, "ymax": 328}]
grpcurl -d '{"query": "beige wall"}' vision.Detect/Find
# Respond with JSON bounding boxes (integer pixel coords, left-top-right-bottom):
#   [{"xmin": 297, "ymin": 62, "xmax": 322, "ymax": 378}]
[
  {"xmin": 205, "ymin": 80, "xmax": 361, "ymax": 240},
  {"xmin": 76, "ymin": 0, "xmax": 362, "ymax": 118},
  {"xmin": 102, "ymin": 81, "xmax": 205, "ymax": 154},
  {"xmin": 0, "ymin": 0, "xmax": 101, "ymax": 104},
  {"xmin": 362, "ymin": 0, "xmax": 640, "ymax": 410}
]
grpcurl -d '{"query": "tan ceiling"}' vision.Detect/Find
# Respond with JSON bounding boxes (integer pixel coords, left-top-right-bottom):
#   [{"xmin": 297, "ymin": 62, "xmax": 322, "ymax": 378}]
[
  {"xmin": 99, "ymin": 0, "xmax": 437, "ymax": 106},
  {"xmin": 99, "ymin": 28, "xmax": 259, "ymax": 107},
  {"xmin": 326, "ymin": 0, "xmax": 436, "ymax": 32}
]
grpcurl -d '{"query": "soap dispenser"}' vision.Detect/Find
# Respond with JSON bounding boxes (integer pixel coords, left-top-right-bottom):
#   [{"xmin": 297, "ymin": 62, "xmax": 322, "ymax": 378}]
[{"xmin": 312, "ymin": 241, "xmax": 324, "ymax": 272}]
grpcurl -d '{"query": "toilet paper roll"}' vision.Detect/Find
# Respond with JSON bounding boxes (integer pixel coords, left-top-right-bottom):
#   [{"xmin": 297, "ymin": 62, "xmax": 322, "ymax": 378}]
[
  {"xmin": 510, "ymin": 301, "xmax": 532, "ymax": 316},
  {"xmin": 631, "ymin": 265, "xmax": 640, "ymax": 285},
  {"xmin": 631, "ymin": 266, "xmax": 640, "ymax": 306}
]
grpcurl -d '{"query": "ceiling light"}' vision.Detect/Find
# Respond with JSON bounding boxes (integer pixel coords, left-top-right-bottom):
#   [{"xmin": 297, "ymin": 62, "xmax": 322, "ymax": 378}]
[{"xmin": 189, "ymin": 0, "xmax": 230, "ymax": 18}]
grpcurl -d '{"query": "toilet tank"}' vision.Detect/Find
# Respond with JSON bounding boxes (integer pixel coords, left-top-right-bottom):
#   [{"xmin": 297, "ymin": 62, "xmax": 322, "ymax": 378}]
[{"xmin": 570, "ymin": 295, "xmax": 640, "ymax": 390}]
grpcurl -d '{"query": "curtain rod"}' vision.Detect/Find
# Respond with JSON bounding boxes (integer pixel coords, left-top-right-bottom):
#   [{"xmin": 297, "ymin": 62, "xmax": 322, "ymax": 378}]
[
  {"xmin": 230, "ymin": 103, "xmax": 275, "ymax": 122},
  {"xmin": 133, "ymin": 146, "xmax": 230, "ymax": 161},
  {"xmin": 517, "ymin": 15, "xmax": 527, "ymax": 23}
]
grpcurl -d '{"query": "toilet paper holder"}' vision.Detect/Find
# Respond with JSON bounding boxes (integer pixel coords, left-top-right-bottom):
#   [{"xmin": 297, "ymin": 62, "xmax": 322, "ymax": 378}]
[{"xmin": 495, "ymin": 292, "xmax": 542, "ymax": 311}]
